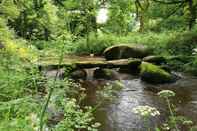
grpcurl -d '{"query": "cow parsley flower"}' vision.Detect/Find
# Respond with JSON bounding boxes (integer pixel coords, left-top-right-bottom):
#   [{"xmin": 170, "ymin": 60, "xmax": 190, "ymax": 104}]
[
  {"xmin": 182, "ymin": 120, "xmax": 193, "ymax": 126},
  {"xmin": 158, "ymin": 90, "xmax": 175, "ymax": 98},
  {"xmin": 132, "ymin": 105, "xmax": 160, "ymax": 118},
  {"xmin": 192, "ymin": 48, "xmax": 197, "ymax": 55}
]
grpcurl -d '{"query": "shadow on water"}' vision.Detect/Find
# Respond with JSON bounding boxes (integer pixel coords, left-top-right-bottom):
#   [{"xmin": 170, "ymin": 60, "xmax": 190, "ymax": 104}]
[{"xmin": 81, "ymin": 73, "xmax": 197, "ymax": 131}]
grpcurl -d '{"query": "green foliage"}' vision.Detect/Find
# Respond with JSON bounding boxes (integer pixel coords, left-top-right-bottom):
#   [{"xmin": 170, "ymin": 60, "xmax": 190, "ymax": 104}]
[
  {"xmin": 157, "ymin": 90, "xmax": 195, "ymax": 131},
  {"xmin": 54, "ymin": 99, "xmax": 99, "ymax": 131},
  {"xmin": 12, "ymin": 0, "xmax": 59, "ymax": 40},
  {"xmin": 166, "ymin": 30, "xmax": 197, "ymax": 55},
  {"xmin": 0, "ymin": 0, "xmax": 197, "ymax": 130},
  {"xmin": 0, "ymin": 42, "xmax": 98, "ymax": 131},
  {"xmin": 0, "ymin": 98, "xmax": 40, "ymax": 131},
  {"xmin": 106, "ymin": 0, "xmax": 134, "ymax": 34},
  {"xmin": 133, "ymin": 90, "xmax": 196, "ymax": 131},
  {"xmin": 0, "ymin": 49, "xmax": 42, "ymax": 130},
  {"xmin": 36, "ymin": 29, "xmax": 196, "ymax": 58},
  {"xmin": 0, "ymin": 0, "xmax": 20, "ymax": 20},
  {"xmin": 72, "ymin": 33, "xmax": 117, "ymax": 55},
  {"xmin": 147, "ymin": 2, "xmax": 187, "ymax": 31}
]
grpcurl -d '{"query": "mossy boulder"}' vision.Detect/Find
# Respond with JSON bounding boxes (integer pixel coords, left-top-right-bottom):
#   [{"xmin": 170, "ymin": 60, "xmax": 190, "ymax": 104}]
[
  {"xmin": 140, "ymin": 62, "xmax": 174, "ymax": 84},
  {"xmin": 94, "ymin": 68, "xmax": 119, "ymax": 80},
  {"xmin": 103, "ymin": 44, "xmax": 152, "ymax": 60},
  {"xmin": 143, "ymin": 55, "xmax": 166, "ymax": 65}
]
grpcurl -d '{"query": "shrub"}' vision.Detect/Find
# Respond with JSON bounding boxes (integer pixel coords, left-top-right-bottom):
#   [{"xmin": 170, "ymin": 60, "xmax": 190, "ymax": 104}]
[{"xmin": 166, "ymin": 30, "xmax": 197, "ymax": 55}]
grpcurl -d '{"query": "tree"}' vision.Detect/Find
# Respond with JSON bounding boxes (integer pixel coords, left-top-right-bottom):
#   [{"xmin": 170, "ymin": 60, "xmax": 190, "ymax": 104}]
[
  {"xmin": 135, "ymin": 0, "xmax": 150, "ymax": 32},
  {"xmin": 105, "ymin": 0, "xmax": 134, "ymax": 34},
  {"xmin": 0, "ymin": 0, "xmax": 59, "ymax": 40},
  {"xmin": 150, "ymin": 0, "xmax": 196, "ymax": 30}
]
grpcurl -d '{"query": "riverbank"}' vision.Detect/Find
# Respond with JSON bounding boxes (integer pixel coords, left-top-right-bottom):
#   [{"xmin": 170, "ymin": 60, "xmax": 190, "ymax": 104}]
[{"xmin": 1, "ymin": 29, "xmax": 197, "ymax": 130}]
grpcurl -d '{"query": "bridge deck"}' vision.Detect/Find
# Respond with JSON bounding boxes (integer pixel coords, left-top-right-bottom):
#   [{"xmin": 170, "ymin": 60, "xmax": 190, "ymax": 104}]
[{"xmin": 37, "ymin": 56, "xmax": 141, "ymax": 70}]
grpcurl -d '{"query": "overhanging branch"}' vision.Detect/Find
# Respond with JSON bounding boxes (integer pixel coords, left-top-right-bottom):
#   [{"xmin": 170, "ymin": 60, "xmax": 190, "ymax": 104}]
[
  {"xmin": 156, "ymin": 2, "xmax": 185, "ymax": 26},
  {"xmin": 151, "ymin": 0, "xmax": 186, "ymax": 4}
]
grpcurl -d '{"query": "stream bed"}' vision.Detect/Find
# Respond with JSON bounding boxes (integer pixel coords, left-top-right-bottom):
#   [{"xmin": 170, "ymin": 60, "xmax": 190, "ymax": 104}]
[{"xmin": 81, "ymin": 73, "xmax": 197, "ymax": 131}]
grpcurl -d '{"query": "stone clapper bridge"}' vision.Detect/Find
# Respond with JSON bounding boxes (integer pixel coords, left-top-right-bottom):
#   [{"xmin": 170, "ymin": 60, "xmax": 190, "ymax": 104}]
[
  {"xmin": 37, "ymin": 45, "xmax": 175, "ymax": 84},
  {"xmin": 37, "ymin": 55, "xmax": 141, "ymax": 71},
  {"xmin": 37, "ymin": 44, "xmax": 151, "ymax": 71}
]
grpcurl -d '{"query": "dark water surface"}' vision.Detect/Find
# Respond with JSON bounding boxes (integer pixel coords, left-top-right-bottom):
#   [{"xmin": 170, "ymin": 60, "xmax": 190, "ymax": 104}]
[{"xmin": 81, "ymin": 73, "xmax": 197, "ymax": 131}]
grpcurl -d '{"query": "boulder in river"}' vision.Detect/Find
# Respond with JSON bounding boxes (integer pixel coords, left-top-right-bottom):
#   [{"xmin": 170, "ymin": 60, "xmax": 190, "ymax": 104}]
[
  {"xmin": 103, "ymin": 44, "xmax": 152, "ymax": 60},
  {"xmin": 143, "ymin": 55, "xmax": 166, "ymax": 65},
  {"xmin": 140, "ymin": 62, "xmax": 174, "ymax": 84}
]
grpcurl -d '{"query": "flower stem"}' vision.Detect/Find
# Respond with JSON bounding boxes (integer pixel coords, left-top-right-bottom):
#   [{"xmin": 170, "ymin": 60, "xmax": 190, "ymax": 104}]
[{"xmin": 166, "ymin": 98, "xmax": 179, "ymax": 131}]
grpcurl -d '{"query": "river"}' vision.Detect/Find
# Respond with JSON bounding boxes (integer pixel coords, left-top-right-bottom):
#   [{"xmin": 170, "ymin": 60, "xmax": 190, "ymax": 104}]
[{"xmin": 81, "ymin": 72, "xmax": 197, "ymax": 131}]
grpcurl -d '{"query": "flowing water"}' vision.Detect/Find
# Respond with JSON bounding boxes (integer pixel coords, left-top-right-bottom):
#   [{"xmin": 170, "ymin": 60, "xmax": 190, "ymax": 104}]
[
  {"xmin": 81, "ymin": 73, "xmax": 197, "ymax": 131},
  {"xmin": 43, "ymin": 55, "xmax": 197, "ymax": 130}
]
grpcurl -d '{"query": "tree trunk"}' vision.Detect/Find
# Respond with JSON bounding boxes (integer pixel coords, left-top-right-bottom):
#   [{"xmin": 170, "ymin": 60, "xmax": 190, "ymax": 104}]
[
  {"xmin": 188, "ymin": 0, "xmax": 196, "ymax": 30},
  {"xmin": 139, "ymin": 14, "xmax": 145, "ymax": 32}
]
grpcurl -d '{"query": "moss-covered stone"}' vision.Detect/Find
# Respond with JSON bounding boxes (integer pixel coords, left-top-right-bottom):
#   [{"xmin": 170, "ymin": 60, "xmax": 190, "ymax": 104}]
[
  {"xmin": 140, "ymin": 62, "xmax": 173, "ymax": 84},
  {"xmin": 103, "ymin": 44, "xmax": 152, "ymax": 60}
]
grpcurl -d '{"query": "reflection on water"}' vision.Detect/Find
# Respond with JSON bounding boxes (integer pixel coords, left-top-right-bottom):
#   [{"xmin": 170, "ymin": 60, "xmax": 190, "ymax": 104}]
[{"xmin": 81, "ymin": 74, "xmax": 197, "ymax": 131}]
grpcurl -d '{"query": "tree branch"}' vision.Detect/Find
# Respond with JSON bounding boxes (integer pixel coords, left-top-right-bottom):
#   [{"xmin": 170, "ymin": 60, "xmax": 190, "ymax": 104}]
[
  {"xmin": 151, "ymin": 0, "xmax": 186, "ymax": 4},
  {"xmin": 156, "ymin": 2, "xmax": 185, "ymax": 26},
  {"xmin": 136, "ymin": 0, "xmax": 144, "ymax": 10}
]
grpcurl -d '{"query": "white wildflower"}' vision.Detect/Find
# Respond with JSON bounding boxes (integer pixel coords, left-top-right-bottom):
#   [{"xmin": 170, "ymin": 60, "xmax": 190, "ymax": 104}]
[
  {"xmin": 158, "ymin": 90, "xmax": 175, "ymax": 98},
  {"xmin": 132, "ymin": 105, "xmax": 160, "ymax": 118},
  {"xmin": 183, "ymin": 120, "xmax": 193, "ymax": 125},
  {"xmin": 162, "ymin": 123, "xmax": 170, "ymax": 130}
]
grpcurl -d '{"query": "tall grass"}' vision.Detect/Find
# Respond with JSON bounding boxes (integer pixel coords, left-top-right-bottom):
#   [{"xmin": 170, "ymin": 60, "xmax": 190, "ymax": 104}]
[{"xmin": 70, "ymin": 30, "xmax": 196, "ymax": 56}]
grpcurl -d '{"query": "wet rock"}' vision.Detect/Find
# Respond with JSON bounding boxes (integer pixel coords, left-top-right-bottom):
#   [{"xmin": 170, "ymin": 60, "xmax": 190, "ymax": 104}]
[
  {"xmin": 140, "ymin": 62, "xmax": 174, "ymax": 84},
  {"xmin": 103, "ymin": 44, "xmax": 152, "ymax": 60},
  {"xmin": 94, "ymin": 68, "xmax": 119, "ymax": 80},
  {"xmin": 171, "ymin": 71, "xmax": 182, "ymax": 81},
  {"xmin": 70, "ymin": 69, "xmax": 87, "ymax": 80},
  {"xmin": 143, "ymin": 55, "xmax": 166, "ymax": 65},
  {"xmin": 44, "ymin": 69, "xmax": 65, "ymax": 79}
]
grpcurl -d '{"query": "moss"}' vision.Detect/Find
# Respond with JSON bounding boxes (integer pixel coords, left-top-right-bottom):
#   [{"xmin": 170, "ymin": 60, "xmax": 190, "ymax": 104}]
[
  {"xmin": 141, "ymin": 62, "xmax": 170, "ymax": 76},
  {"xmin": 140, "ymin": 62, "xmax": 173, "ymax": 84}
]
